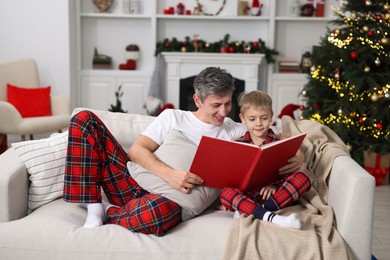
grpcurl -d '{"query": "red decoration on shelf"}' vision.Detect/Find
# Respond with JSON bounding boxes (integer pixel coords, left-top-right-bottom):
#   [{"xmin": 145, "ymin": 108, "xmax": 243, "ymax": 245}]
[{"xmin": 177, "ymin": 3, "xmax": 185, "ymax": 15}]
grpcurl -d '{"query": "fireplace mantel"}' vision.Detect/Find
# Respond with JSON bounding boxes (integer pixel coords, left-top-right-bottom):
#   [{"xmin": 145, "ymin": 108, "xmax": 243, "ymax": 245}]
[{"xmin": 161, "ymin": 52, "xmax": 264, "ymax": 108}]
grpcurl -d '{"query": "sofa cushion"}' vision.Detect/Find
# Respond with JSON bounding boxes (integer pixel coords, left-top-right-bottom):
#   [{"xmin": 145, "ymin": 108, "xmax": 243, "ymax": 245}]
[
  {"xmin": 71, "ymin": 108, "xmax": 155, "ymax": 152},
  {"xmin": 129, "ymin": 129, "xmax": 221, "ymax": 221},
  {"xmin": 11, "ymin": 132, "xmax": 68, "ymax": 212},
  {"xmin": 7, "ymin": 84, "xmax": 52, "ymax": 117}
]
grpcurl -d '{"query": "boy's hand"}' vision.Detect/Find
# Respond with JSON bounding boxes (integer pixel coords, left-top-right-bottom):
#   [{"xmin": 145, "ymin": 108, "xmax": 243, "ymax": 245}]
[
  {"xmin": 279, "ymin": 148, "xmax": 305, "ymax": 175},
  {"xmin": 259, "ymin": 185, "xmax": 277, "ymax": 200}
]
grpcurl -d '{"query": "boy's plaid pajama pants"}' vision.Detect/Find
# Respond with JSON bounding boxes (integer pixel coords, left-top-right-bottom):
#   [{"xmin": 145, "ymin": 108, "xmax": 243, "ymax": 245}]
[
  {"xmin": 63, "ymin": 110, "xmax": 181, "ymax": 236},
  {"xmin": 220, "ymin": 171, "xmax": 312, "ymax": 215}
]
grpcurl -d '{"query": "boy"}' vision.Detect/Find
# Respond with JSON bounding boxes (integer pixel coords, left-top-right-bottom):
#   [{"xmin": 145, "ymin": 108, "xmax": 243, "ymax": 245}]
[{"xmin": 219, "ymin": 90, "xmax": 312, "ymax": 229}]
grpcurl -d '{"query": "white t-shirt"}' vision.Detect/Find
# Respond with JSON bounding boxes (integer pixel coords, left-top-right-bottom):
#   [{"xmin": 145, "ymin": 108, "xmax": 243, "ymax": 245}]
[{"xmin": 142, "ymin": 109, "xmax": 247, "ymax": 146}]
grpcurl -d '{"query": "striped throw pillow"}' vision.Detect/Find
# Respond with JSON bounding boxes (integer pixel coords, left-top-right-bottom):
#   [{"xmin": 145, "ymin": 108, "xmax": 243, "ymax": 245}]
[{"xmin": 11, "ymin": 132, "xmax": 68, "ymax": 212}]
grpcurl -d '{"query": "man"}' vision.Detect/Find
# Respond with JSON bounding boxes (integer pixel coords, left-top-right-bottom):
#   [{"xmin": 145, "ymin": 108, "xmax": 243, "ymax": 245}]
[{"xmin": 63, "ymin": 67, "xmax": 303, "ymax": 236}]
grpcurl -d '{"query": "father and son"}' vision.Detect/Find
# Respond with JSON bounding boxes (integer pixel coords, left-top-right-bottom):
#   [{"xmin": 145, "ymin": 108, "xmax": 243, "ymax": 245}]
[{"xmin": 63, "ymin": 67, "xmax": 312, "ymax": 236}]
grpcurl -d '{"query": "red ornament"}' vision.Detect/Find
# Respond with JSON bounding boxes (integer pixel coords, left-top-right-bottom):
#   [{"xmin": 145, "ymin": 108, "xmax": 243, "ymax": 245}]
[
  {"xmin": 349, "ymin": 51, "xmax": 358, "ymax": 59},
  {"xmin": 358, "ymin": 118, "xmax": 364, "ymax": 125},
  {"xmin": 368, "ymin": 30, "xmax": 375, "ymax": 37},
  {"xmin": 228, "ymin": 46, "xmax": 235, "ymax": 53},
  {"xmin": 376, "ymin": 122, "xmax": 383, "ymax": 130},
  {"xmin": 176, "ymin": 3, "xmax": 185, "ymax": 15},
  {"xmin": 253, "ymin": 41, "xmax": 259, "ymax": 47},
  {"xmin": 299, "ymin": 105, "xmax": 305, "ymax": 110},
  {"xmin": 165, "ymin": 42, "xmax": 170, "ymax": 48},
  {"xmin": 182, "ymin": 41, "xmax": 187, "ymax": 46},
  {"xmin": 313, "ymin": 103, "xmax": 320, "ymax": 109}
]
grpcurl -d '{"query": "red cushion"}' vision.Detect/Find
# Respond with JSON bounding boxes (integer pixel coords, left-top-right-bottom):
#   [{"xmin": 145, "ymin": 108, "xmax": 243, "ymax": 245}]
[{"xmin": 7, "ymin": 84, "xmax": 52, "ymax": 118}]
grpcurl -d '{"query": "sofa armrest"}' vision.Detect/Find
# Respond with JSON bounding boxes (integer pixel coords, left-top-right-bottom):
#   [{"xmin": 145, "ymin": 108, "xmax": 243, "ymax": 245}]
[
  {"xmin": 0, "ymin": 147, "xmax": 29, "ymax": 222},
  {"xmin": 0, "ymin": 102, "xmax": 22, "ymax": 132},
  {"xmin": 51, "ymin": 95, "xmax": 71, "ymax": 116},
  {"xmin": 328, "ymin": 155, "xmax": 375, "ymax": 260}
]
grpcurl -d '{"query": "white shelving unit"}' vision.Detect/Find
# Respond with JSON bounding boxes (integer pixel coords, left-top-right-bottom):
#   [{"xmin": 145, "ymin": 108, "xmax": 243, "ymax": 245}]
[{"xmin": 75, "ymin": 0, "xmax": 337, "ymax": 114}]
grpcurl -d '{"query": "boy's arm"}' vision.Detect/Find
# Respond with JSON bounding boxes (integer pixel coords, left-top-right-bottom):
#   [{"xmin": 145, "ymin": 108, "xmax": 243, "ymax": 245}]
[
  {"xmin": 128, "ymin": 135, "xmax": 203, "ymax": 193},
  {"xmin": 278, "ymin": 134, "xmax": 305, "ymax": 174}
]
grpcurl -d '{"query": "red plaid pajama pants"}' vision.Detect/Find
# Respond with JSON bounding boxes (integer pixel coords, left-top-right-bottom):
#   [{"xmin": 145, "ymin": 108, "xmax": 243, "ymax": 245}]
[
  {"xmin": 220, "ymin": 171, "xmax": 312, "ymax": 215},
  {"xmin": 63, "ymin": 110, "xmax": 181, "ymax": 236}
]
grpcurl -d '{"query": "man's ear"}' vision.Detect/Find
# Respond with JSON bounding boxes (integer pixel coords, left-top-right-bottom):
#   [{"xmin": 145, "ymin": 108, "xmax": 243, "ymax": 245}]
[{"xmin": 193, "ymin": 93, "xmax": 201, "ymax": 108}]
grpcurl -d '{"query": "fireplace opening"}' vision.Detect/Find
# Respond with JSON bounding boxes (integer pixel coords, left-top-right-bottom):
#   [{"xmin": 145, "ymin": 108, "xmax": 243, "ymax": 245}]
[{"xmin": 179, "ymin": 76, "xmax": 245, "ymax": 122}]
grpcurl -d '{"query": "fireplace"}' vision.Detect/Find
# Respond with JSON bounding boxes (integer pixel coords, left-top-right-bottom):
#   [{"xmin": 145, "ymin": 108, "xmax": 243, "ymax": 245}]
[
  {"xmin": 179, "ymin": 75, "xmax": 245, "ymax": 122},
  {"xmin": 161, "ymin": 52, "xmax": 265, "ymax": 120}
]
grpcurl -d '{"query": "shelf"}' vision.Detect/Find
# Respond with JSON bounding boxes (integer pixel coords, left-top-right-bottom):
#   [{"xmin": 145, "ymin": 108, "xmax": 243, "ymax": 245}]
[
  {"xmin": 156, "ymin": 14, "xmax": 270, "ymax": 21},
  {"xmin": 275, "ymin": 16, "xmax": 335, "ymax": 22},
  {"xmin": 80, "ymin": 13, "xmax": 152, "ymax": 19},
  {"xmin": 81, "ymin": 69, "xmax": 152, "ymax": 77}
]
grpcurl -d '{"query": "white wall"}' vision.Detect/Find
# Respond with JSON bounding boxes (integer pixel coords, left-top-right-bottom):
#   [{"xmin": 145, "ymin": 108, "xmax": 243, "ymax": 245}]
[{"xmin": 0, "ymin": 0, "xmax": 74, "ymax": 97}]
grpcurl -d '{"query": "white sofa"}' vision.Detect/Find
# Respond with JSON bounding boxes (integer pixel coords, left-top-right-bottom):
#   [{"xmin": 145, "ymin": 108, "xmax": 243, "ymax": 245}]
[{"xmin": 0, "ymin": 109, "xmax": 375, "ymax": 260}]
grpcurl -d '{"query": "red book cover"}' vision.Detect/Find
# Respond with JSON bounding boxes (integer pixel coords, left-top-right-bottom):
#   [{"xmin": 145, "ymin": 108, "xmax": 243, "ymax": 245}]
[{"xmin": 189, "ymin": 133, "xmax": 306, "ymax": 192}]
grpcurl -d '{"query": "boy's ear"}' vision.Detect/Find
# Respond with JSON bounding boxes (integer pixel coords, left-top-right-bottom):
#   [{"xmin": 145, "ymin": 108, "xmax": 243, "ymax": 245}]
[{"xmin": 239, "ymin": 113, "xmax": 245, "ymax": 124}]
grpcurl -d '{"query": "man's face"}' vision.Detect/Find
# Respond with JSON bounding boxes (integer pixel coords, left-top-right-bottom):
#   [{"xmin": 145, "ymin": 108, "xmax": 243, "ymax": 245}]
[{"xmin": 193, "ymin": 92, "xmax": 233, "ymax": 126}]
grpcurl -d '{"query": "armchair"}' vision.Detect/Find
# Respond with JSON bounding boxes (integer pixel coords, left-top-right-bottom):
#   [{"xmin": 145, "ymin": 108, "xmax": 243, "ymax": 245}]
[{"xmin": 0, "ymin": 57, "xmax": 71, "ymax": 142}]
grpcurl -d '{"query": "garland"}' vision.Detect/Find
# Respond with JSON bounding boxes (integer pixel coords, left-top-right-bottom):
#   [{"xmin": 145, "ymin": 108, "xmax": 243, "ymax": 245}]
[
  {"xmin": 196, "ymin": 0, "xmax": 226, "ymax": 16},
  {"xmin": 155, "ymin": 34, "xmax": 279, "ymax": 64}
]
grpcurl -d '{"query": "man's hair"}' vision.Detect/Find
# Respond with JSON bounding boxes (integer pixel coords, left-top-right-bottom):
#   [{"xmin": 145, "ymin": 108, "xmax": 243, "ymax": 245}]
[
  {"xmin": 238, "ymin": 90, "xmax": 273, "ymax": 114},
  {"xmin": 193, "ymin": 67, "xmax": 235, "ymax": 102}
]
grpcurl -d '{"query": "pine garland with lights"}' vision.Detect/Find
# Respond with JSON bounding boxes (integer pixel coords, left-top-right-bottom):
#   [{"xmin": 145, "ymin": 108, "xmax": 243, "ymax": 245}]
[
  {"xmin": 155, "ymin": 34, "xmax": 279, "ymax": 64},
  {"xmin": 301, "ymin": 0, "xmax": 390, "ymax": 165}
]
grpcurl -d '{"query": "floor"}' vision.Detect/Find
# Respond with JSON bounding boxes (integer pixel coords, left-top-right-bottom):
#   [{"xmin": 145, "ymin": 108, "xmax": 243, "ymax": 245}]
[{"xmin": 372, "ymin": 184, "xmax": 390, "ymax": 260}]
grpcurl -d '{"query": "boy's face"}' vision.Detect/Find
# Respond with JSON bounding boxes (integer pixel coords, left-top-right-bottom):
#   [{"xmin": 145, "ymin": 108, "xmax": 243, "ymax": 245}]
[
  {"xmin": 193, "ymin": 92, "xmax": 233, "ymax": 126},
  {"xmin": 239, "ymin": 107, "xmax": 273, "ymax": 139}
]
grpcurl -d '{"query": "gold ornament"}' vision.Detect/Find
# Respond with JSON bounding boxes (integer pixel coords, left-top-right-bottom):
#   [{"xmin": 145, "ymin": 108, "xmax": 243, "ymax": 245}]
[
  {"xmin": 381, "ymin": 37, "xmax": 389, "ymax": 45},
  {"xmin": 181, "ymin": 46, "xmax": 187, "ymax": 52},
  {"xmin": 375, "ymin": 58, "xmax": 381, "ymax": 66},
  {"xmin": 362, "ymin": 26, "xmax": 369, "ymax": 32},
  {"xmin": 365, "ymin": 0, "xmax": 372, "ymax": 6},
  {"xmin": 384, "ymin": 4, "xmax": 389, "ymax": 10},
  {"xmin": 335, "ymin": 72, "xmax": 340, "ymax": 80},
  {"xmin": 338, "ymin": 108, "xmax": 343, "ymax": 115},
  {"xmin": 364, "ymin": 66, "xmax": 371, "ymax": 73},
  {"xmin": 371, "ymin": 94, "xmax": 379, "ymax": 102}
]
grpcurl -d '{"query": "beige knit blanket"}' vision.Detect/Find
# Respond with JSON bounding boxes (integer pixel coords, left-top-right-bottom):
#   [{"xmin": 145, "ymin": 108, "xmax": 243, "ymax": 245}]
[{"xmin": 222, "ymin": 116, "xmax": 353, "ymax": 260}]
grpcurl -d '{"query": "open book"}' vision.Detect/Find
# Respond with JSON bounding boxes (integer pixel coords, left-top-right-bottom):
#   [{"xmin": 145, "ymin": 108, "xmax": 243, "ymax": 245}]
[{"xmin": 189, "ymin": 133, "xmax": 306, "ymax": 192}]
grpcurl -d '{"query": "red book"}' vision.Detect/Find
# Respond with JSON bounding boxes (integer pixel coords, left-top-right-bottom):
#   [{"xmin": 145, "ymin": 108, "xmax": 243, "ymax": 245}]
[{"xmin": 190, "ymin": 133, "xmax": 306, "ymax": 192}]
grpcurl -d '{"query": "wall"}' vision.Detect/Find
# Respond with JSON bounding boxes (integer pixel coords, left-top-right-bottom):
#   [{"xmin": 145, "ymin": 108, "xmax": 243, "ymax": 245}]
[
  {"xmin": 0, "ymin": 0, "xmax": 74, "ymax": 98},
  {"xmin": 0, "ymin": 0, "xmax": 76, "ymax": 143}
]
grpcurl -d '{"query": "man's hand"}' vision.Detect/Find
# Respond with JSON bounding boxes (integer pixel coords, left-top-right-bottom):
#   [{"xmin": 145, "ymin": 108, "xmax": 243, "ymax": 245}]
[
  {"xmin": 278, "ymin": 148, "xmax": 305, "ymax": 175},
  {"xmin": 164, "ymin": 169, "xmax": 204, "ymax": 193}
]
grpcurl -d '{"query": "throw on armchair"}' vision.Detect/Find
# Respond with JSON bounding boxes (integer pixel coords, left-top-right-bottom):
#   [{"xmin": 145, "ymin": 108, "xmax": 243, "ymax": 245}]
[{"xmin": 0, "ymin": 57, "xmax": 71, "ymax": 143}]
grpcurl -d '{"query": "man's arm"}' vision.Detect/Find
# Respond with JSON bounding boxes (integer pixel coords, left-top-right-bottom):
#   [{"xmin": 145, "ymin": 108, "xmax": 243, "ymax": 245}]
[{"xmin": 128, "ymin": 135, "xmax": 203, "ymax": 193}]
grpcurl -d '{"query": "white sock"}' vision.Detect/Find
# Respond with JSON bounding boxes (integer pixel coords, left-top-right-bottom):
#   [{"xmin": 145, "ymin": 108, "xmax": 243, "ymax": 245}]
[
  {"xmin": 263, "ymin": 212, "xmax": 302, "ymax": 229},
  {"xmin": 233, "ymin": 210, "xmax": 241, "ymax": 219},
  {"xmin": 83, "ymin": 203, "xmax": 105, "ymax": 228}
]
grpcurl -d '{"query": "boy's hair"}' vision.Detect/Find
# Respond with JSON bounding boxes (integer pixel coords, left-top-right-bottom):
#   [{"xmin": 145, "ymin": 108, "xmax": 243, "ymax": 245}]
[
  {"xmin": 193, "ymin": 67, "xmax": 235, "ymax": 102},
  {"xmin": 238, "ymin": 90, "xmax": 273, "ymax": 114}
]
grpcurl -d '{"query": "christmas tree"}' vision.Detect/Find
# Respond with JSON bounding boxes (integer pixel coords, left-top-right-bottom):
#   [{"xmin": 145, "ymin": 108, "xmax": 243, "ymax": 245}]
[{"xmin": 301, "ymin": 0, "xmax": 389, "ymax": 165}]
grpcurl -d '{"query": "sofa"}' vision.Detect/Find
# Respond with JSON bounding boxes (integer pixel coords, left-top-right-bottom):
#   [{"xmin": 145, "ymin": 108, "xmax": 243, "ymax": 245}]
[{"xmin": 0, "ymin": 108, "xmax": 375, "ymax": 260}]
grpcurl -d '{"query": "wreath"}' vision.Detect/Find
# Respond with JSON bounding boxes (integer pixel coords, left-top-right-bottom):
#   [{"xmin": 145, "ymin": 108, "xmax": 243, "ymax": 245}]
[{"xmin": 196, "ymin": 0, "xmax": 227, "ymax": 16}]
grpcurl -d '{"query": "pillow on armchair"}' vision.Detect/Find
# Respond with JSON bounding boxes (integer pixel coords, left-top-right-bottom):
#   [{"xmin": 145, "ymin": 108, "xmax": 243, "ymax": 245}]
[
  {"xmin": 128, "ymin": 129, "xmax": 221, "ymax": 221},
  {"xmin": 7, "ymin": 83, "xmax": 52, "ymax": 117}
]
